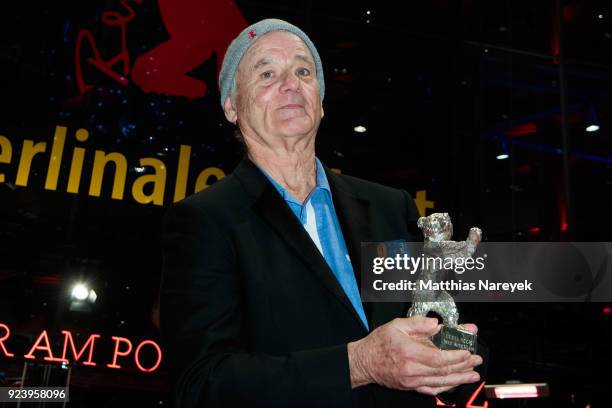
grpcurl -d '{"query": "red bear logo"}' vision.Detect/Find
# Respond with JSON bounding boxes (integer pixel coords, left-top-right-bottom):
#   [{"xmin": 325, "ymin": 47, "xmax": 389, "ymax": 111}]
[
  {"xmin": 131, "ymin": 0, "xmax": 247, "ymax": 99},
  {"xmin": 75, "ymin": 0, "xmax": 247, "ymax": 99}
]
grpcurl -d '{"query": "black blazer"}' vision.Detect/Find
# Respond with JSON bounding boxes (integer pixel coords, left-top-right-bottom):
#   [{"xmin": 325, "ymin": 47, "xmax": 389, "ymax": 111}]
[{"xmin": 160, "ymin": 158, "xmax": 480, "ymax": 408}]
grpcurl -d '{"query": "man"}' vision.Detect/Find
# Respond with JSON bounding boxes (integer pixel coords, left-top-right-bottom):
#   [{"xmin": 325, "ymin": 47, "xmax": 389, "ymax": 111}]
[{"xmin": 161, "ymin": 18, "xmax": 484, "ymax": 408}]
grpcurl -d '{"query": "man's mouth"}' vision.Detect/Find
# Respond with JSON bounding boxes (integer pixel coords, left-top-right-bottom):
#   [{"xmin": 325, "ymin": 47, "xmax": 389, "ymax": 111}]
[{"xmin": 281, "ymin": 104, "xmax": 303, "ymax": 109}]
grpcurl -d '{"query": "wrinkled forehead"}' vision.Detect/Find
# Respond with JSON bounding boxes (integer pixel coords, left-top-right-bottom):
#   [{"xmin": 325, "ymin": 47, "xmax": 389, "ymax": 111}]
[{"xmin": 238, "ymin": 31, "xmax": 314, "ymax": 74}]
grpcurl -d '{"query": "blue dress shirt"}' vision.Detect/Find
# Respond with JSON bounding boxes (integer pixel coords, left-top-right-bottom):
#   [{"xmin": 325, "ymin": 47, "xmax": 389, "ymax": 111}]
[{"xmin": 256, "ymin": 158, "xmax": 369, "ymax": 331}]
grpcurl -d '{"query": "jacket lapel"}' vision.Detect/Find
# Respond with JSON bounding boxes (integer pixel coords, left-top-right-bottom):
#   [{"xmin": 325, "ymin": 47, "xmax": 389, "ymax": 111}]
[
  {"xmin": 324, "ymin": 168, "xmax": 371, "ymax": 289},
  {"xmin": 326, "ymin": 167, "xmax": 410, "ymax": 331},
  {"xmin": 234, "ymin": 158, "xmax": 368, "ymax": 331}
]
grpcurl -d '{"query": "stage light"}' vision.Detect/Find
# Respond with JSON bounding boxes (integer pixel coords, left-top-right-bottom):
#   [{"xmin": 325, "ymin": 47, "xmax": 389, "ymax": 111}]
[
  {"xmin": 71, "ymin": 283, "xmax": 97, "ymax": 304},
  {"xmin": 88, "ymin": 289, "xmax": 98, "ymax": 303},
  {"xmin": 354, "ymin": 125, "xmax": 367, "ymax": 133},
  {"xmin": 585, "ymin": 106, "xmax": 600, "ymax": 132},
  {"xmin": 71, "ymin": 283, "xmax": 89, "ymax": 301},
  {"xmin": 496, "ymin": 140, "xmax": 509, "ymax": 160}
]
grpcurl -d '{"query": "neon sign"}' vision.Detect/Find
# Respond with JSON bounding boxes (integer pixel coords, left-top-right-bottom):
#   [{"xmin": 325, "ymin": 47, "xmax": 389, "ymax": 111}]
[
  {"xmin": 75, "ymin": 0, "xmax": 247, "ymax": 99},
  {"xmin": 0, "ymin": 323, "xmax": 162, "ymax": 373}
]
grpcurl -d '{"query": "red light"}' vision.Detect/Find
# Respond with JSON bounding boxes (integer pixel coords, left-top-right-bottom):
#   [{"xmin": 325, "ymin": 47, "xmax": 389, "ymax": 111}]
[
  {"xmin": 467, "ymin": 381, "xmax": 488, "ymax": 408},
  {"xmin": 0, "ymin": 322, "xmax": 163, "ymax": 372},
  {"xmin": 32, "ymin": 275, "xmax": 62, "ymax": 285},
  {"xmin": 603, "ymin": 306, "xmax": 612, "ymax": 315},
  {"xmin": 435, "ymin": 397, "xmax": 456, "ymax": 406},
  {"xmin": 0, "ymin": 323, "xmax": 15, "ymax": 357},
  {"xmin": 107, "ymin": 336, "xmax": 133, "ymax": 369},
  {"xmin": 528, "ymin": 227, "xmax": 541, "ymax": 234},
  {"xmin": 134, "ymin": 340, "xmax": 163, "ymax": 372},
  {"xmin": 505, "ymin": 123, "xmax": 537, "ymax": 138}
]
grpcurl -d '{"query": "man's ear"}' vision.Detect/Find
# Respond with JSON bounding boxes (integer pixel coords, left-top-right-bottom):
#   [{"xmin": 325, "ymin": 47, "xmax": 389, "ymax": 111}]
[{"xmin": 223, "ymin": 96, "xmax": 238, "ymax": 123}]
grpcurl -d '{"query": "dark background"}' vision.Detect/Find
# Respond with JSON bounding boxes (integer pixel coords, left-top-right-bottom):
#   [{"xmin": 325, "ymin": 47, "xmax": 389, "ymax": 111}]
[{"xmin": 0, "ymin": 0, "xmax": 611, "ymax": 406}]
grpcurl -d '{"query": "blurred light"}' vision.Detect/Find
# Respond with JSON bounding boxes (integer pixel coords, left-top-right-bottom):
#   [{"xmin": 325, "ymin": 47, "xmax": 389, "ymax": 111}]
[
  {"xmin": 496, "ymin": 140, "xmax": 510, "ymax": 160},
  {"xmin": 494, "ymin": 384, "xmax": 539, "ymax": 399},
  {"xmin": 71, "ymin": 283, "xmax": 97, "ymax": 304},
  {"xmin": 366, "ymin": 10, "xmax": 371, "ymax": 15},
  {"xmin": 598, "ymin": 14, "xmax": 604, "ymax": 19},
  {"xmin": 134, "ymin": 166, "xmax": 146, "ymax": 173},
  {"xmin": 71, "ymin": 284, "xmax": 89, "ymax": 301},
  {"xmin": 354, "ymin": 125, "xmax": 367, "ymax": 133},
  {"xmin": 603, "ymin": 306, "xmax": 612, "ymax": 315},
  {"xmin": 585, "ymin": 107, "xmax": 600, "ymax": 132},
  {"xmin": 528, "ymin": 227, "xmax": 541, "ymax": 234},
  {"xmin": 506, "ymin": 122, "xmax": 536, "ymax": 138},
  {"xmin": 88, "ymin": 289, "xmax": 97, "ymax": 303}
]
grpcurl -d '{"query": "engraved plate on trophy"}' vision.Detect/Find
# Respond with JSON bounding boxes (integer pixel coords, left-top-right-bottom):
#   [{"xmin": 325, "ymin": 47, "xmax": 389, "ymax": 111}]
[{"xmin": 407, "ymin": 213, "xmax": 481, "ymax": 353}]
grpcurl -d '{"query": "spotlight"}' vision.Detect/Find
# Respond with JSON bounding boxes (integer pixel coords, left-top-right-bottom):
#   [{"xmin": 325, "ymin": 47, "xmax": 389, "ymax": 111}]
[
  {"xmin": 71, "ymin": 283, "xmax": 89, "ymax": 301},
  {"xmin": 585, "ymin": 106, "xmax": 600, "ymax": 132},
  {"xmin": 354, "ymin": 125, "xmax": 367, "ymax": 133},
  {"xmin": 496, "ymin": 141, "xmax": 509, "ymax": 160},
  {"xmin": 88, "ymin": 289, "xmax": 98, "ymax": 303},
  {"xmin": 70, "ymin": 283, "xmax": 97, "ymax": 304}
]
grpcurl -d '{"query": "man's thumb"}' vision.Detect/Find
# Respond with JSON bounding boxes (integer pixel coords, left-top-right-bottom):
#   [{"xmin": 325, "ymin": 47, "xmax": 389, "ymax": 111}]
[{"xmin": 398, "ymin": 316, "xmax": 440, "ymax": 335}]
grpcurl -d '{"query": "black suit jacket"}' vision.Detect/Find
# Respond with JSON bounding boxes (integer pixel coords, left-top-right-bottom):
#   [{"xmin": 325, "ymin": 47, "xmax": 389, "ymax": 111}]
[{"xmin": 160, "ymin": 158, "xmax": 482, "ymax": 407}]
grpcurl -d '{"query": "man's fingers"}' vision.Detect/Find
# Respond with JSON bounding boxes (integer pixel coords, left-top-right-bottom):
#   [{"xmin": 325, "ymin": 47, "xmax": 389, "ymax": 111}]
[
  {"xmin": 415, "ymin": 385, "xmax": 455, "ymax": 396},
  {"xmin": 419, "ymin": 348, "xmax": 472, "ymax": 368},
  {"xmin": 403, "ymin": 354, "xmax": 483, "ymax": 377},
  {"xmin": 375, "ymin": 316, "xmax": 484, "ymax": 394},
  {"xmin": 414, "ymin": 370, "xmax": 480, "ymax": 392},
  {"xmin": 461, "ymin": 323, "xmax": 478, "ymax": 334},
  {"xmin": 394, "ymin": 316, "xmax": 440, "ymax": 336}
]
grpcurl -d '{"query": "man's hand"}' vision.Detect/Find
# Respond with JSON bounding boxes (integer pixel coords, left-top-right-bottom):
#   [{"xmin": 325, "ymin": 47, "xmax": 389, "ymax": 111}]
[{"xmin": 347, "ymin": 317, "xmax": 482, "ymax": 396}]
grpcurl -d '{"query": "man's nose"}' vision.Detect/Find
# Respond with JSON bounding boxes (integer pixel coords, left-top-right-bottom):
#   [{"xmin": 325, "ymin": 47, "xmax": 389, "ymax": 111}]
[{"xmin": 279, "ymin": 70, "xmax": 301, "ymax": 92}]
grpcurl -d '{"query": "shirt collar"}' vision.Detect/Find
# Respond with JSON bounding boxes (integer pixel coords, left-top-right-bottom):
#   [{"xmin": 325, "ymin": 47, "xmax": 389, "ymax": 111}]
[
  {"xmin": 314, "ymin": 157, "xmax": 331, "ymax": 192},
  {"xmin": 255, "ymin": 157, "xmax": 330, "ymax": 204}
]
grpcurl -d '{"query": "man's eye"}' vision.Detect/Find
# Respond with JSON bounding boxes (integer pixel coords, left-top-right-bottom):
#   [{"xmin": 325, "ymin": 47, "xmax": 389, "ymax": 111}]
[
  {"xmin": 260, "ymin": 71, "xmax": 273, "ymax": 79},
  {"xmin": 297, "ymin": 68, "xmax": 311, "ymax": 76}
]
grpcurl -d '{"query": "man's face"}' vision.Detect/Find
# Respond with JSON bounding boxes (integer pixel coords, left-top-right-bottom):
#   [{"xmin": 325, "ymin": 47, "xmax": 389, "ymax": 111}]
[{"xmin": 225, "ymin": 31, "xmax": 323, "ymax": 144}]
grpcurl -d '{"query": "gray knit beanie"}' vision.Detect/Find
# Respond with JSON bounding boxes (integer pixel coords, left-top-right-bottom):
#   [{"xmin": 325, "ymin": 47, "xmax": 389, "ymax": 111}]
[{"xmin": 218, "ymin": 18, "xmax": 325, "ymax": 109}]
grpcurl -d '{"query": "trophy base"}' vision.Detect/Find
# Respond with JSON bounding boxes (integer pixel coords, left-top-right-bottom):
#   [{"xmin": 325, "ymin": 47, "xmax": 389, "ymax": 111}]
[{"xmin": 431, "ymin": 325, "xmax": 477, "ymax": 353}]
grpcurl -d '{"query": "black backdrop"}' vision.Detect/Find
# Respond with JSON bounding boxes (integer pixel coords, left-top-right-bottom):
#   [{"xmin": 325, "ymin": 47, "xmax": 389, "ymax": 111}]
[{"xmin": 0, "ymin": 1, "xmax": 611, "ymax": 406}]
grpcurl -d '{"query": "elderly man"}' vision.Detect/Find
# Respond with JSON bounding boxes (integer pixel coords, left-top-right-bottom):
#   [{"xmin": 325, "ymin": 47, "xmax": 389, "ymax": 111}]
[{"xmin": 161, "ymin": 18, "xmax": 484, "ymax": 408}]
